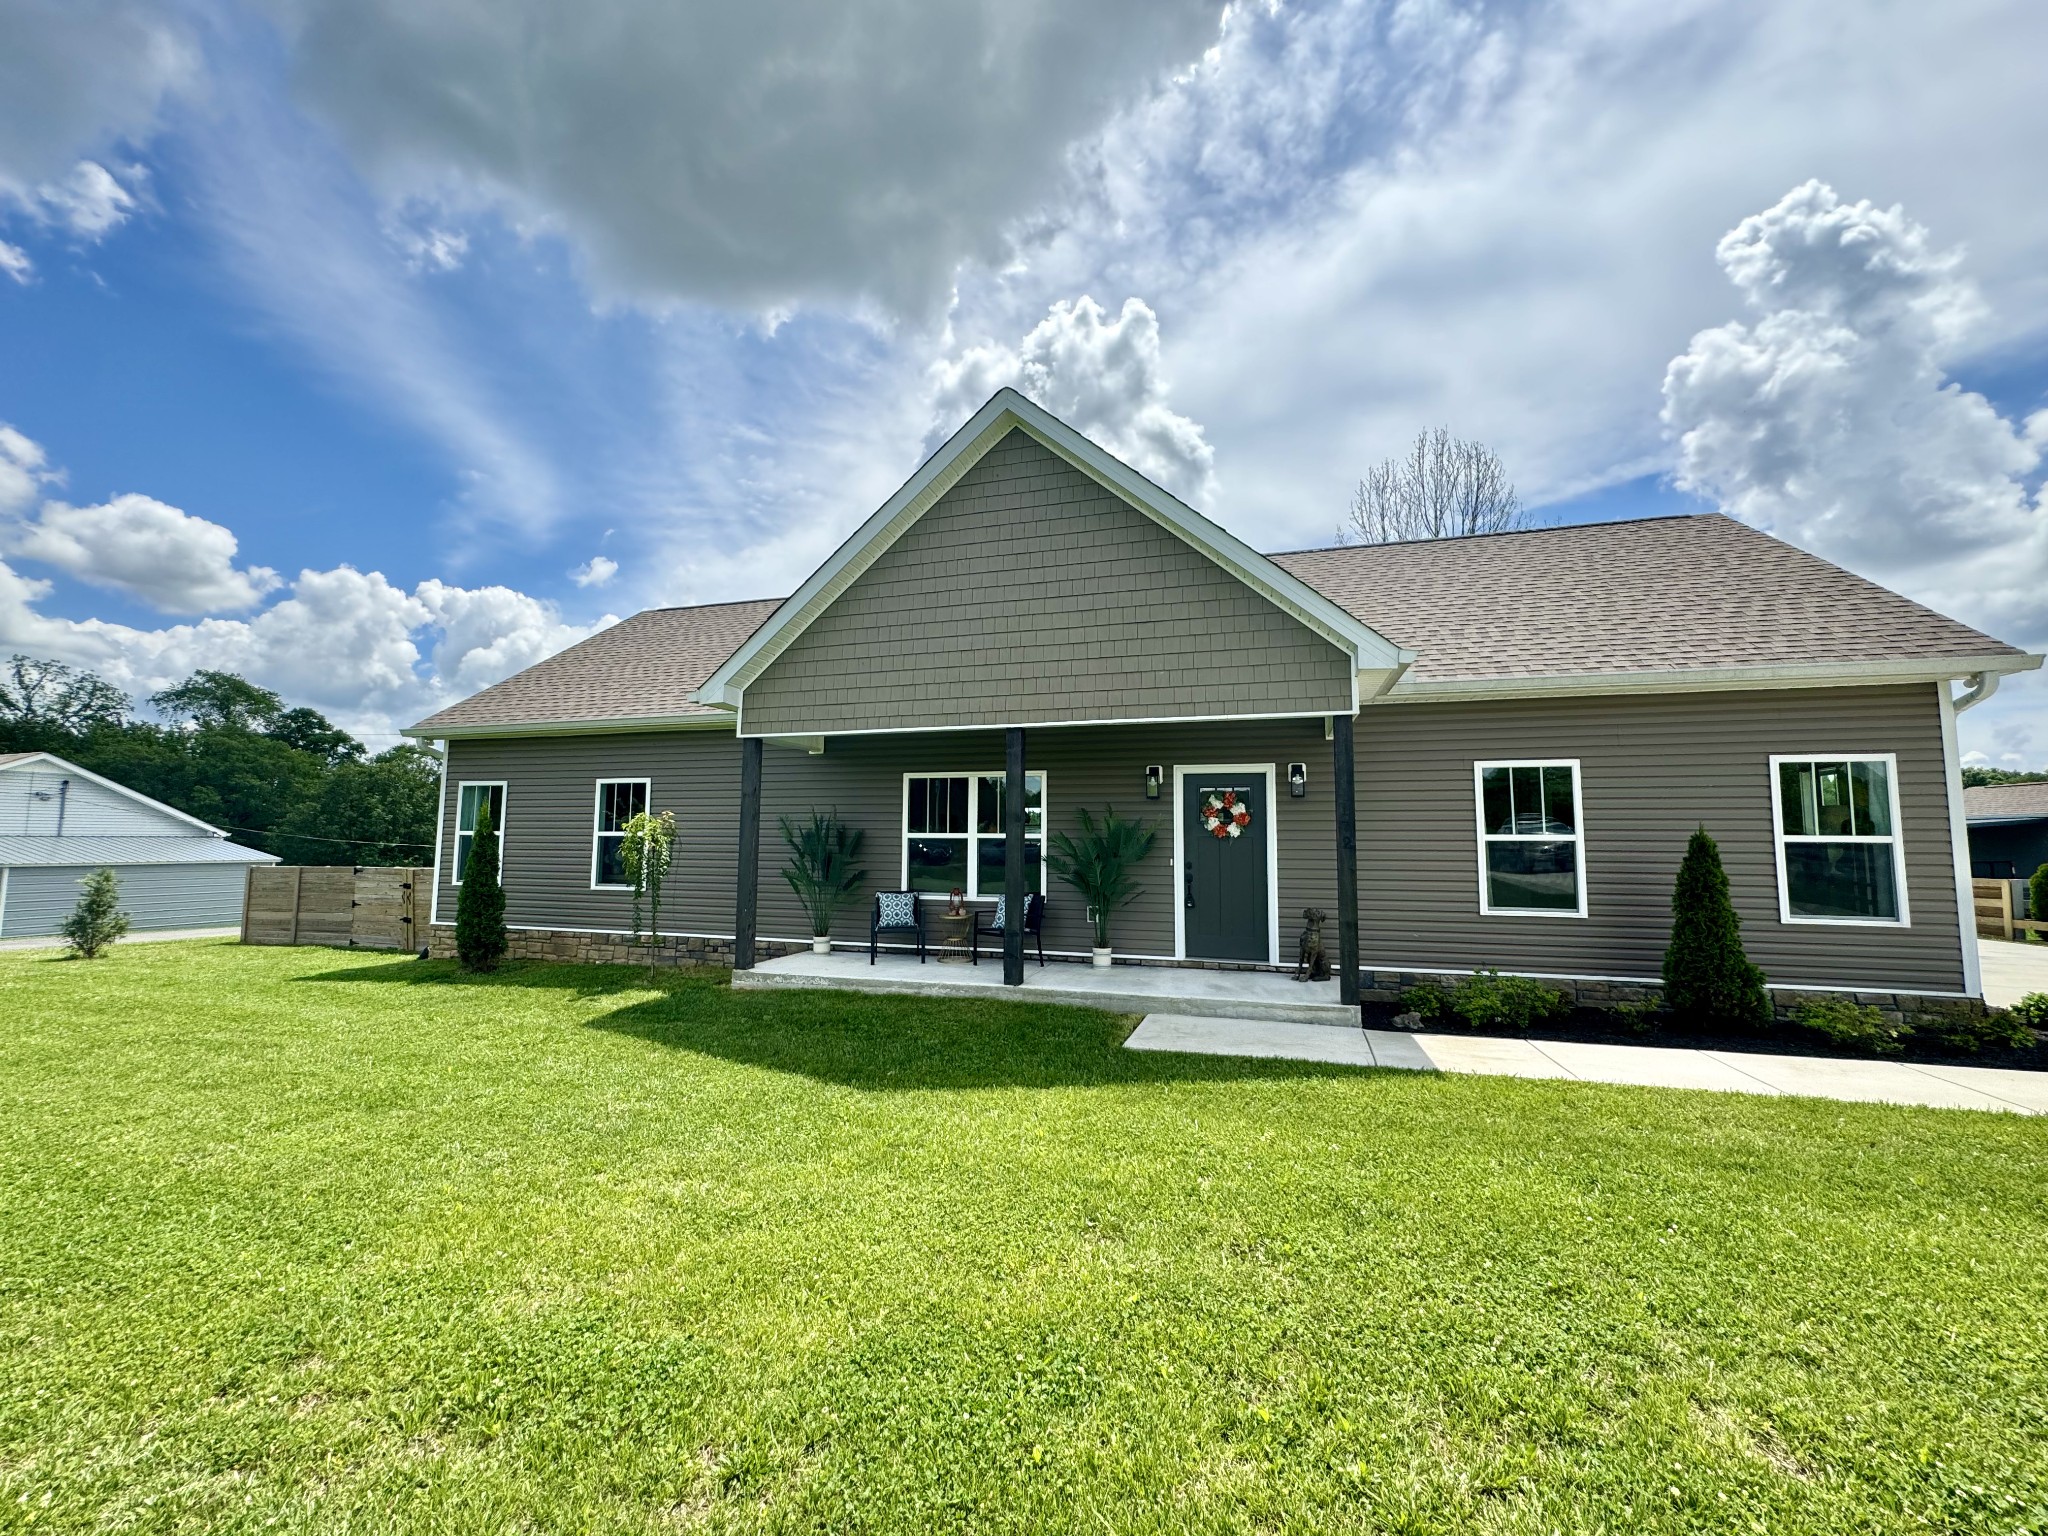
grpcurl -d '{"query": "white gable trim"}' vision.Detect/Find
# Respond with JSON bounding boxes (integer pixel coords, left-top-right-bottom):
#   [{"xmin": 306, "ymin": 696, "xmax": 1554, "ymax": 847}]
[
  {"xmin": 0, "ymin": 751, "xmax": 231, "ymax": 838},
  {"xmin": 693, "ymin": 388, "xmax": 1413, "ymax": 711}
]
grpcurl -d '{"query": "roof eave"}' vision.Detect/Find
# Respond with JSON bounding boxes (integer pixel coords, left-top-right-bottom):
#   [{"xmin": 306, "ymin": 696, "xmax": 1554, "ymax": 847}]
[
  {"xmin": 402, "ymin": 712, "xmax": 737, "ymax": 741},
  {"xmin": 1373, "ymin": 652, "xmax": 2043, "ymax": 705}
]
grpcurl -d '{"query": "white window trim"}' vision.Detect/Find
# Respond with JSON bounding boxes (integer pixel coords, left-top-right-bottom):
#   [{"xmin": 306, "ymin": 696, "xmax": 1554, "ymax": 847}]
[
  {"xmin": 1472, "ymin": 759, "xmax": 1589, "ymax": 919},
  {"xmin": 1768, "ymin": 752, "xmax": 1911, "ymax": 927},
  {"xmin": 1170, "ymin": 763, "xmax": 1282, "ymax": 965},
  {"xmin": 590, "ymin": 778, "xmax": 651, "ymax": 891},
  {"xmin": 451, "ymin": 780, "xmax": 506, "ymax": 887},
  {"xmin": 898, "ymin": 771, "xmax": 1048, "ymax": 900}
]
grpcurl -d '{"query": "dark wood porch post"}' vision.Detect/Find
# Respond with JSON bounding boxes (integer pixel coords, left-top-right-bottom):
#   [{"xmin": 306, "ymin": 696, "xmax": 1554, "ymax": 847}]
[
  {"xmin": 1332, "ymin": 712, "xmax": 1361, "ymax": 1009},
  {"xmin": 1004, "ymin": 726, "xmax": 1026, "ymax": 986},
  {"xmin": 735, "ymin": 734, "xmax": 763, "ymax": 971}
]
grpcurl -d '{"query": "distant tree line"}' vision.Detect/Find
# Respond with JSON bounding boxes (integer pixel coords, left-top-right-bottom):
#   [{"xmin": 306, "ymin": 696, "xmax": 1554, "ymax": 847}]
[
  {"xmin": 1963, "ymin": 766, "xmax": 2048, "ymax": 787},
  {"xmin": 0, "ymin": 654, "xmax": 437, "ymax": 866}
]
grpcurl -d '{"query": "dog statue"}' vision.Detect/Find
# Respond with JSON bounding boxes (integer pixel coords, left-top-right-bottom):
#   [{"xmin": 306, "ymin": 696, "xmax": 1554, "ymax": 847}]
[{"xmin": 1294, "ymin": 907, "xmax": 1330, "ymax": 982}]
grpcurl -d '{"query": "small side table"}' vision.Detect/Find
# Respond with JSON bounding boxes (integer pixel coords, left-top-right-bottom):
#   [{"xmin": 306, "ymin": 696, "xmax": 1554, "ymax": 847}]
[{"xmin": 929, "ymin": 907, "xmax": 974, "ymax": 962}]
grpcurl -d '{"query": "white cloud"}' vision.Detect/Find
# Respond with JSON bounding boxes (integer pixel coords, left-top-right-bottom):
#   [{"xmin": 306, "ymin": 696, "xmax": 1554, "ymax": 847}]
[
  {"xmin": 258, "ymin": 0, "xmax": 1225, "ymax": 313},
  {"xmin": 0, "ymin": 2, "xmax": 196, "ymax": 188},
  {"xmin": 383, "ymin": 209, "xmax": 468, "ymax": 273},
  {"xmin": 20, "ymin": 160, "xmax": 140, "ymax": 238},
  {"xmin": 6, "ymin": 492, "xmax": 282, "ymax": 614},
  {"xmin": 0, "ymin": 424, "xmax": 53, "ymax": 513},
  {"xmin": 0, "ymin": 239, "xmax": 28, "ymax": 284},
  {"xmin": 569, "ymin": 555, "xmax": 616, "ymax": 588},
  {"xmin": 929, "ymin": 295, "xmax": 1216, "ymax": 502},
  {"xmin": 1662, "ymin": 180, "xmax": 2048, "ymax": 767},
  {"xmin": 1662, "ymin": 181, "xmax": 2048, "ymax": 641}
]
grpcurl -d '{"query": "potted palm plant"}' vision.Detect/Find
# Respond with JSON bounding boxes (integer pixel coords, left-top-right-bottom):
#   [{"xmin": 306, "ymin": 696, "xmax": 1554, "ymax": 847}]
[
  {"xmin": 1046, "ymin": 806, "xmax": 1155, "ymax": 967},
  {"xmin": 780, "ymin": 810, "xmax": 866, "ymax": 953}
]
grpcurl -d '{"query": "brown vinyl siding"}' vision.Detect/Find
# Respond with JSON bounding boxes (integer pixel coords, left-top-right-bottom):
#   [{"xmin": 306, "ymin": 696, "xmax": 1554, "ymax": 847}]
[
  {"xmin": 434, "ymin": 682, "xmax": 1966, "ymax": 993},
  {"xmin": 1355, "ymin": 684, "xmax": 1965, "ymax": 992},
  {"xmin": 740, "ymin": 429, "xmax": 1354, "ymax": 735}
]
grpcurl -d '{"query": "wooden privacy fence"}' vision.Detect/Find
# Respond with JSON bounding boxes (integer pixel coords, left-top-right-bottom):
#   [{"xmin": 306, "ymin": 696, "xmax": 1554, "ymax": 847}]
[
  {"xmin": 242, "ymin": 865, "xmax": 429, "ymax": 950},
  {"xmin": 1972, "ymin": 877, "xmax": 2047, "ymax": 943}
]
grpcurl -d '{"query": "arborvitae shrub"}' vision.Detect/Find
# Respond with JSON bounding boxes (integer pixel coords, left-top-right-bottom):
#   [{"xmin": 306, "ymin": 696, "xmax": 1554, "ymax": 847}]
[
  {"xmin": 61, "ymin": 868, "xmax": 130, "ymax": 959},
  {"xmin": 456, "ymin": 797, "xmax": 507, "ymax": 972},
  {"xmin": 1662, "ymin": 827, "xmax": 1770, "ymax": 1029}
]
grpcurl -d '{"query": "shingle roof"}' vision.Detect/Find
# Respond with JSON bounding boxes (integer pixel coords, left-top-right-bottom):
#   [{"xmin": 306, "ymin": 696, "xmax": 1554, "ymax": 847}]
[
  {"xmin": 1269, "ymin": 514, "xmax": 2023, "ymax": 684},
  {"xmin": 407, "ymin": 599, "xmax": 782, "ymax": 735},
  {"xmin": 1964, "ymin": 783, "xmax": 2048, "ymax": 822},
  {"xmin": 405, "ymin": 515, "xmax": 2029, "ymax": 735},
  {"xmin": 0, "ymin": 834, "xmax": 279, "ymax": 867}
]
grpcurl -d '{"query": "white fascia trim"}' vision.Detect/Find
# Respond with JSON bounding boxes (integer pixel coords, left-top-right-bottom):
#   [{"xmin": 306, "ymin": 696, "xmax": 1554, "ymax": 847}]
[
  {"xmin": 1377, "ymin": 653, "xmax": 2044, "ymax": 705},
  {"xmin": 744, "ymin": 707, "xmax": 1354, "ymax": 741},
  {"xmin": 1937, "ymin": 685, "xmax": 1984, "ymax": 999},
  {"xmin": 0, "ymin": 751, "xmax": 233, "ymax": 838},
  {"xmin": 694, "ymin": 387, "xmax": 1410, "ymax": 709},
  {"xmin": 402, "ymin": 714, "xmax": 736, "ymax": 741}
]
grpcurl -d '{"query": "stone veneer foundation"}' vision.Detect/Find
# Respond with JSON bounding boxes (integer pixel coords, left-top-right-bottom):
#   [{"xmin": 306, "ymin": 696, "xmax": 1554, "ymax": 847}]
[{"xmin": 424, "ymin": 926, "xmax": 1983, "ymax": 1027}]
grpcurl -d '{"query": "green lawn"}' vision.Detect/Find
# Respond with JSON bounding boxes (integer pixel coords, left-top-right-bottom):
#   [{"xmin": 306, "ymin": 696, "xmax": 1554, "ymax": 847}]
[{"xmin": 3, "ymin": 942, "xmax": 2045, "ymax": 1534}]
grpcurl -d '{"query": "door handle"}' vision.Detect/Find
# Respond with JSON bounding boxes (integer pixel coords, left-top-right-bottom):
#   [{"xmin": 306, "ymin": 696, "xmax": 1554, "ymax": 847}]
[{"xmin": 1185, "ymin": 858, "xmax": 1195, "ymax": 908}]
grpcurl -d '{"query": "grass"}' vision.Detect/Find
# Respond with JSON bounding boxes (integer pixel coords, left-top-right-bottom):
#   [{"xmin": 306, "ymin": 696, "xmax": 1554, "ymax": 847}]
[{"xmin": 3, "ymin": 941, "xmax": 2046, "ymax": 1534}]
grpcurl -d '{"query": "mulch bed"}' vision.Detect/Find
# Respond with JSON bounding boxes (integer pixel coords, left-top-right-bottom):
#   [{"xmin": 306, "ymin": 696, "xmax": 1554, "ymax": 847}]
[{"xmin": 1358, "ymin": 1001, "xmax": 2048, "ymax": 1073}]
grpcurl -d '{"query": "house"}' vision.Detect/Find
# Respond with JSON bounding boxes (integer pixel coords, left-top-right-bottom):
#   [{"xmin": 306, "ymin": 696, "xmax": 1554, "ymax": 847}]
[
  {"xmin": 402, "ymin": 388, "xmax": 2043, "ymax": 1016},
  {"xmin": 1965, "ymin": 782, "xmax": 2048, "ymax": 883},
  {"xmin": 0, "ymin": 751, "xmax": 280, "ymax": 938}
]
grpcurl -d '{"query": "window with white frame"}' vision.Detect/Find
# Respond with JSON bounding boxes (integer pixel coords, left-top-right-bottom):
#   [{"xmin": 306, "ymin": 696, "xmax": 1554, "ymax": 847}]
[
  {"xmin": 903, "ymin": 773, "xmax": 1045, "ymax": 897},
  {"xmin": 1474, "ymin": 760, "xmax": 1585, "ymax": 916},
  {"xmin": 453, "ymin": 782, "xmax": 505, "ymax": 884},
  {"xmin": 1772, "ymin": 756, "xmax": 1907, "ymax": 923},
  {"xmin": 591, "ymin": 779, "xmax": 649, "ymax": 888}
]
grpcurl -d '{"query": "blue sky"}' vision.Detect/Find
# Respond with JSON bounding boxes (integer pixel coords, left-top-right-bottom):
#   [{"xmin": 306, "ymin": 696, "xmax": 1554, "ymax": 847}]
[{"xmin": 3, "ymin": 0, "xmax": 2046, "ymax": 756}]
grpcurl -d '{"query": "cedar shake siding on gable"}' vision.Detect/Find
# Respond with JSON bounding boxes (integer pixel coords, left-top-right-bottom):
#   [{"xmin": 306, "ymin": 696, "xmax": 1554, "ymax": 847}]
[
  {"xmin": 436, "ymin": 681, "xmax": 1963, "ymax": 992},
  {"xmin": 740, "ymin": 430, "xmax": 1355, "ymax": 735}
]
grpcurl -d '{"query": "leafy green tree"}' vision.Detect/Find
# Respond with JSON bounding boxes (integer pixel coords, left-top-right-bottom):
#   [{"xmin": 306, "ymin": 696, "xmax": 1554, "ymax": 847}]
[
  {"xmin": 273, "ymin": 745, "xmax": 438, "ymax": 865},
  {"xmin": 2031, "ymin": 862, "xmax": 2048, "ymax": 944},
  {"xmin": 265, "ymin": 706, "xmax": 365, "ymax": 765},
  {"xmin": 0, "ymin": 655, "xmax": 130, "ymax": 747},
  {"xmin": 1962, "ymin": 766, "xmax": 2048, "ymax": 787},
  {"xmin": 456, "ymin": 796, "xmax": 507, "ymax": 971},
  {"xmin": 60, "ymin": 869, "xmax": 130, "ymax": 959},
  {"xmin": 1663, "ymin": 827, "xmax": 1770, "ymax": 1029},
  {"xmin": 150, "ymin": 670, "xmax": 286, "ymax": 731},
  {"xmin": 621, "ymin": 809, "xmax": 678, "ymax": 977}
]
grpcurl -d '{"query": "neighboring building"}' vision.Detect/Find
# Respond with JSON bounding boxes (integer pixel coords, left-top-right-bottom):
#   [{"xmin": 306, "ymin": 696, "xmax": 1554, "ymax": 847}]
[
  {"xmin": 403, "ymin": 388, "xmax": 2043, "ymax": 1006},
  {"xmin": 0, "ymin": 752, "xmax": 278, "ymax": 937},
  {"xmin": 1965, "ymin": 782, "xmax": 2048, "ymax": 883}
]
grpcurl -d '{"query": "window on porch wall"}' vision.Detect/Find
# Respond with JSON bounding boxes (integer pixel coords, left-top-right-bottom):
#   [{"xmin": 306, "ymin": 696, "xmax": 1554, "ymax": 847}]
[{"xmin": 904, "ymin": 773, "xmax": 1044, "ymax": 897}]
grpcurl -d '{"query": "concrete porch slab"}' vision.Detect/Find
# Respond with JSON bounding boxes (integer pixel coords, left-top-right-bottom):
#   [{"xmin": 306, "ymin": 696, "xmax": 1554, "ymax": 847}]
[
  {"xmin": 1979, "ymin": 938, "xmax": 2048, "ymax": 1010},
  {"xmin": 735, "ymin": 949, "xmax": 1355, "ymax": 1026}
]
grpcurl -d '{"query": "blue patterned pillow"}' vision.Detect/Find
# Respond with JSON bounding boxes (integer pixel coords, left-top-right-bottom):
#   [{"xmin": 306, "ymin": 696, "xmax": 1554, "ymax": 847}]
[
  {"xmin": 990, "ymin": 896, "xmax": 1006, "ymax": 930},
  {"xmin": 877, "ymin": 891, "xmax": 916, "ymax": 928}
]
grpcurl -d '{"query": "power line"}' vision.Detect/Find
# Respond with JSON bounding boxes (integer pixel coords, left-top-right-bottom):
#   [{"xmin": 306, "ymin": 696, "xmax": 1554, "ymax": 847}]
[{"xmin": 220, "ymin": 826, "xmax": 431, "ymax": 850}]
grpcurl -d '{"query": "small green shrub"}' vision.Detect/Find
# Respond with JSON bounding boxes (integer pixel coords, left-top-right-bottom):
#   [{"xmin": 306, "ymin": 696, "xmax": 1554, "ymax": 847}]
[
  {"xmin": 2011, "ymin": 992, "xmax": 2048, "ymax": 1032},
  {"xmin": 1914, "ymin": 1002, "xmax": 2035, "ymax": 1054},
  {"xmin": 61, "ymin": 868, "xmax": 130, "ymax": 959},
  {"xmin": 1448, "ymin": 970, "xmax": 1571, "ymax": 1034},
  {"xmin": 2031, "ymin": 864, "xmax": 2048, "ymax": 941},
  {"xmin": 455, "ymin": 797, "xmax": 507, "ymax": 973},
  {"xmin": 1790, "ymin": 997, "xmax": 1909, "ymax": 1054},
  {"xmin": 1609, "ymin": 998, "xmax": 1663, "ymax": 1036},
  {"xmin": 1396, "ymin": 985, "xmax": 1449, "ymax": 1021}
]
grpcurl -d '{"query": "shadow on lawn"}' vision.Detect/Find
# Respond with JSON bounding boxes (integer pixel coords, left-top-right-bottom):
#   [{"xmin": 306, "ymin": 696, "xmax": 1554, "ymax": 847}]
[{"xmin": 298, "ymin": 956, "xmax": 1376, "ymax": 1092}]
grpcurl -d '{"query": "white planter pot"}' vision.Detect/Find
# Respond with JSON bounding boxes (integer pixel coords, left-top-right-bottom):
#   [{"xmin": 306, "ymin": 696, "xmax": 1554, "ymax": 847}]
[
  {"xmin": 1091, "ymin": 947, "xmax": 1114, "ymax": 969},
  {"xmin": 811, "ymin": 935, "xmax": 832, "ymax": 955}
]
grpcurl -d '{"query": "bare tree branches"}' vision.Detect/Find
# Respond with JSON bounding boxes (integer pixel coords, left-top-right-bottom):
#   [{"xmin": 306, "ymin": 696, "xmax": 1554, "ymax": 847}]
[{"xmin": 1343, "ymin": 428, "xmax": 1522, "ymax": 544}]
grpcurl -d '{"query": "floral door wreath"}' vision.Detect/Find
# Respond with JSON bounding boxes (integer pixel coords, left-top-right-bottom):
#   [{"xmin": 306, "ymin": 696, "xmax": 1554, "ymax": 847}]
[{"xmin": 1201, "ymin": 789, "xmax": 1253, "ymax": 839}]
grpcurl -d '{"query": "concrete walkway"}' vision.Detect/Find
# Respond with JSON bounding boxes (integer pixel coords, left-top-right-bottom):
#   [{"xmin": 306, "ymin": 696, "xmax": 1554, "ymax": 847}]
[
  {"xmin": 1126, "ymin": 1013, "xmax": 2048, "ymax": 1115},
  {"xmin": 0, "ymin": 926, "xmax": 237, "ymax": 952},
  {"xmin": 1980, "ymin": 938, "xmax": 2048, "ymax": 1009}
]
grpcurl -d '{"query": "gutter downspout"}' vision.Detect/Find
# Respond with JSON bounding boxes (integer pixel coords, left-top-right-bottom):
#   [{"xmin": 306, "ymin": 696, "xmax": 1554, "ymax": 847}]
[
  {"xmin": 56, "ymin": 779, "xmax": 69, "ymax": 837},
  {"xmin": 1952, "ymin": 671, "xmax": 1999, "ymax": 713}
]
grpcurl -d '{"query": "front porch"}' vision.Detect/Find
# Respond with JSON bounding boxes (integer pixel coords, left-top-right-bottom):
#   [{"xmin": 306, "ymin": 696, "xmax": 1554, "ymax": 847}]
[{"xmin": 734, "ymin": 948, "xmax": 1356, "ymax": 1027}]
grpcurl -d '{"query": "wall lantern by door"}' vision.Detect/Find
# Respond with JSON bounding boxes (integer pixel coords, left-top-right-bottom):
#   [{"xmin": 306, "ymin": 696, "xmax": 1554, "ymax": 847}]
[
  {"xmin": 1288, "ymin": 762, "xmax": 1308, "ymax": 798},
  {"xmin": 1144, "ymin": 765, "xmax": 1163, "ymax": 800}
]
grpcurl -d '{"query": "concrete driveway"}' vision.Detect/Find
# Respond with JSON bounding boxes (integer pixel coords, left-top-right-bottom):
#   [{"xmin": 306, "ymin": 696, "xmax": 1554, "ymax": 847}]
[{"xmin": 1981, "ymin": 938, "xmax": 2048, "ymax": 1009}]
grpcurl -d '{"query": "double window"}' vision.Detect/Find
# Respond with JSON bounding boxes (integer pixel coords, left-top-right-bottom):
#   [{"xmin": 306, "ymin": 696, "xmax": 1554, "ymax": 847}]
[
  {"xmin": 903, "ymin": 773, "xmax": 1045, "ymax": 898},
  {"xmin": 452, "ymin": 782, "xmax": 505, "ymax": 885},
  {"xmin": 1474, "ymin": 760, "xmax": 1585, "ymax": 916},
  {"xmin": 592, "ymin": 779, "xmax": 650, "ymax": 889},
  {"xmin": 1771, "ymin": 755, "xmax": 1907, "ymax": 923}
]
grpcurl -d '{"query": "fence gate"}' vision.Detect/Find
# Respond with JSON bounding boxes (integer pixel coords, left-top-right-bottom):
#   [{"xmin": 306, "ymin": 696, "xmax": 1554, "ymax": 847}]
[{"xmin": 242, "ymin": 866, "xmax": 427, "ymax": 949}]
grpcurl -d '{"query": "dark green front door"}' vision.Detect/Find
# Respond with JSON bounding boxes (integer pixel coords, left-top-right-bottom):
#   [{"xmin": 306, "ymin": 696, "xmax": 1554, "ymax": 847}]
[{"xmin": 1182, "ymin": 775, "xmax": 1269, "ymax": 962}]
